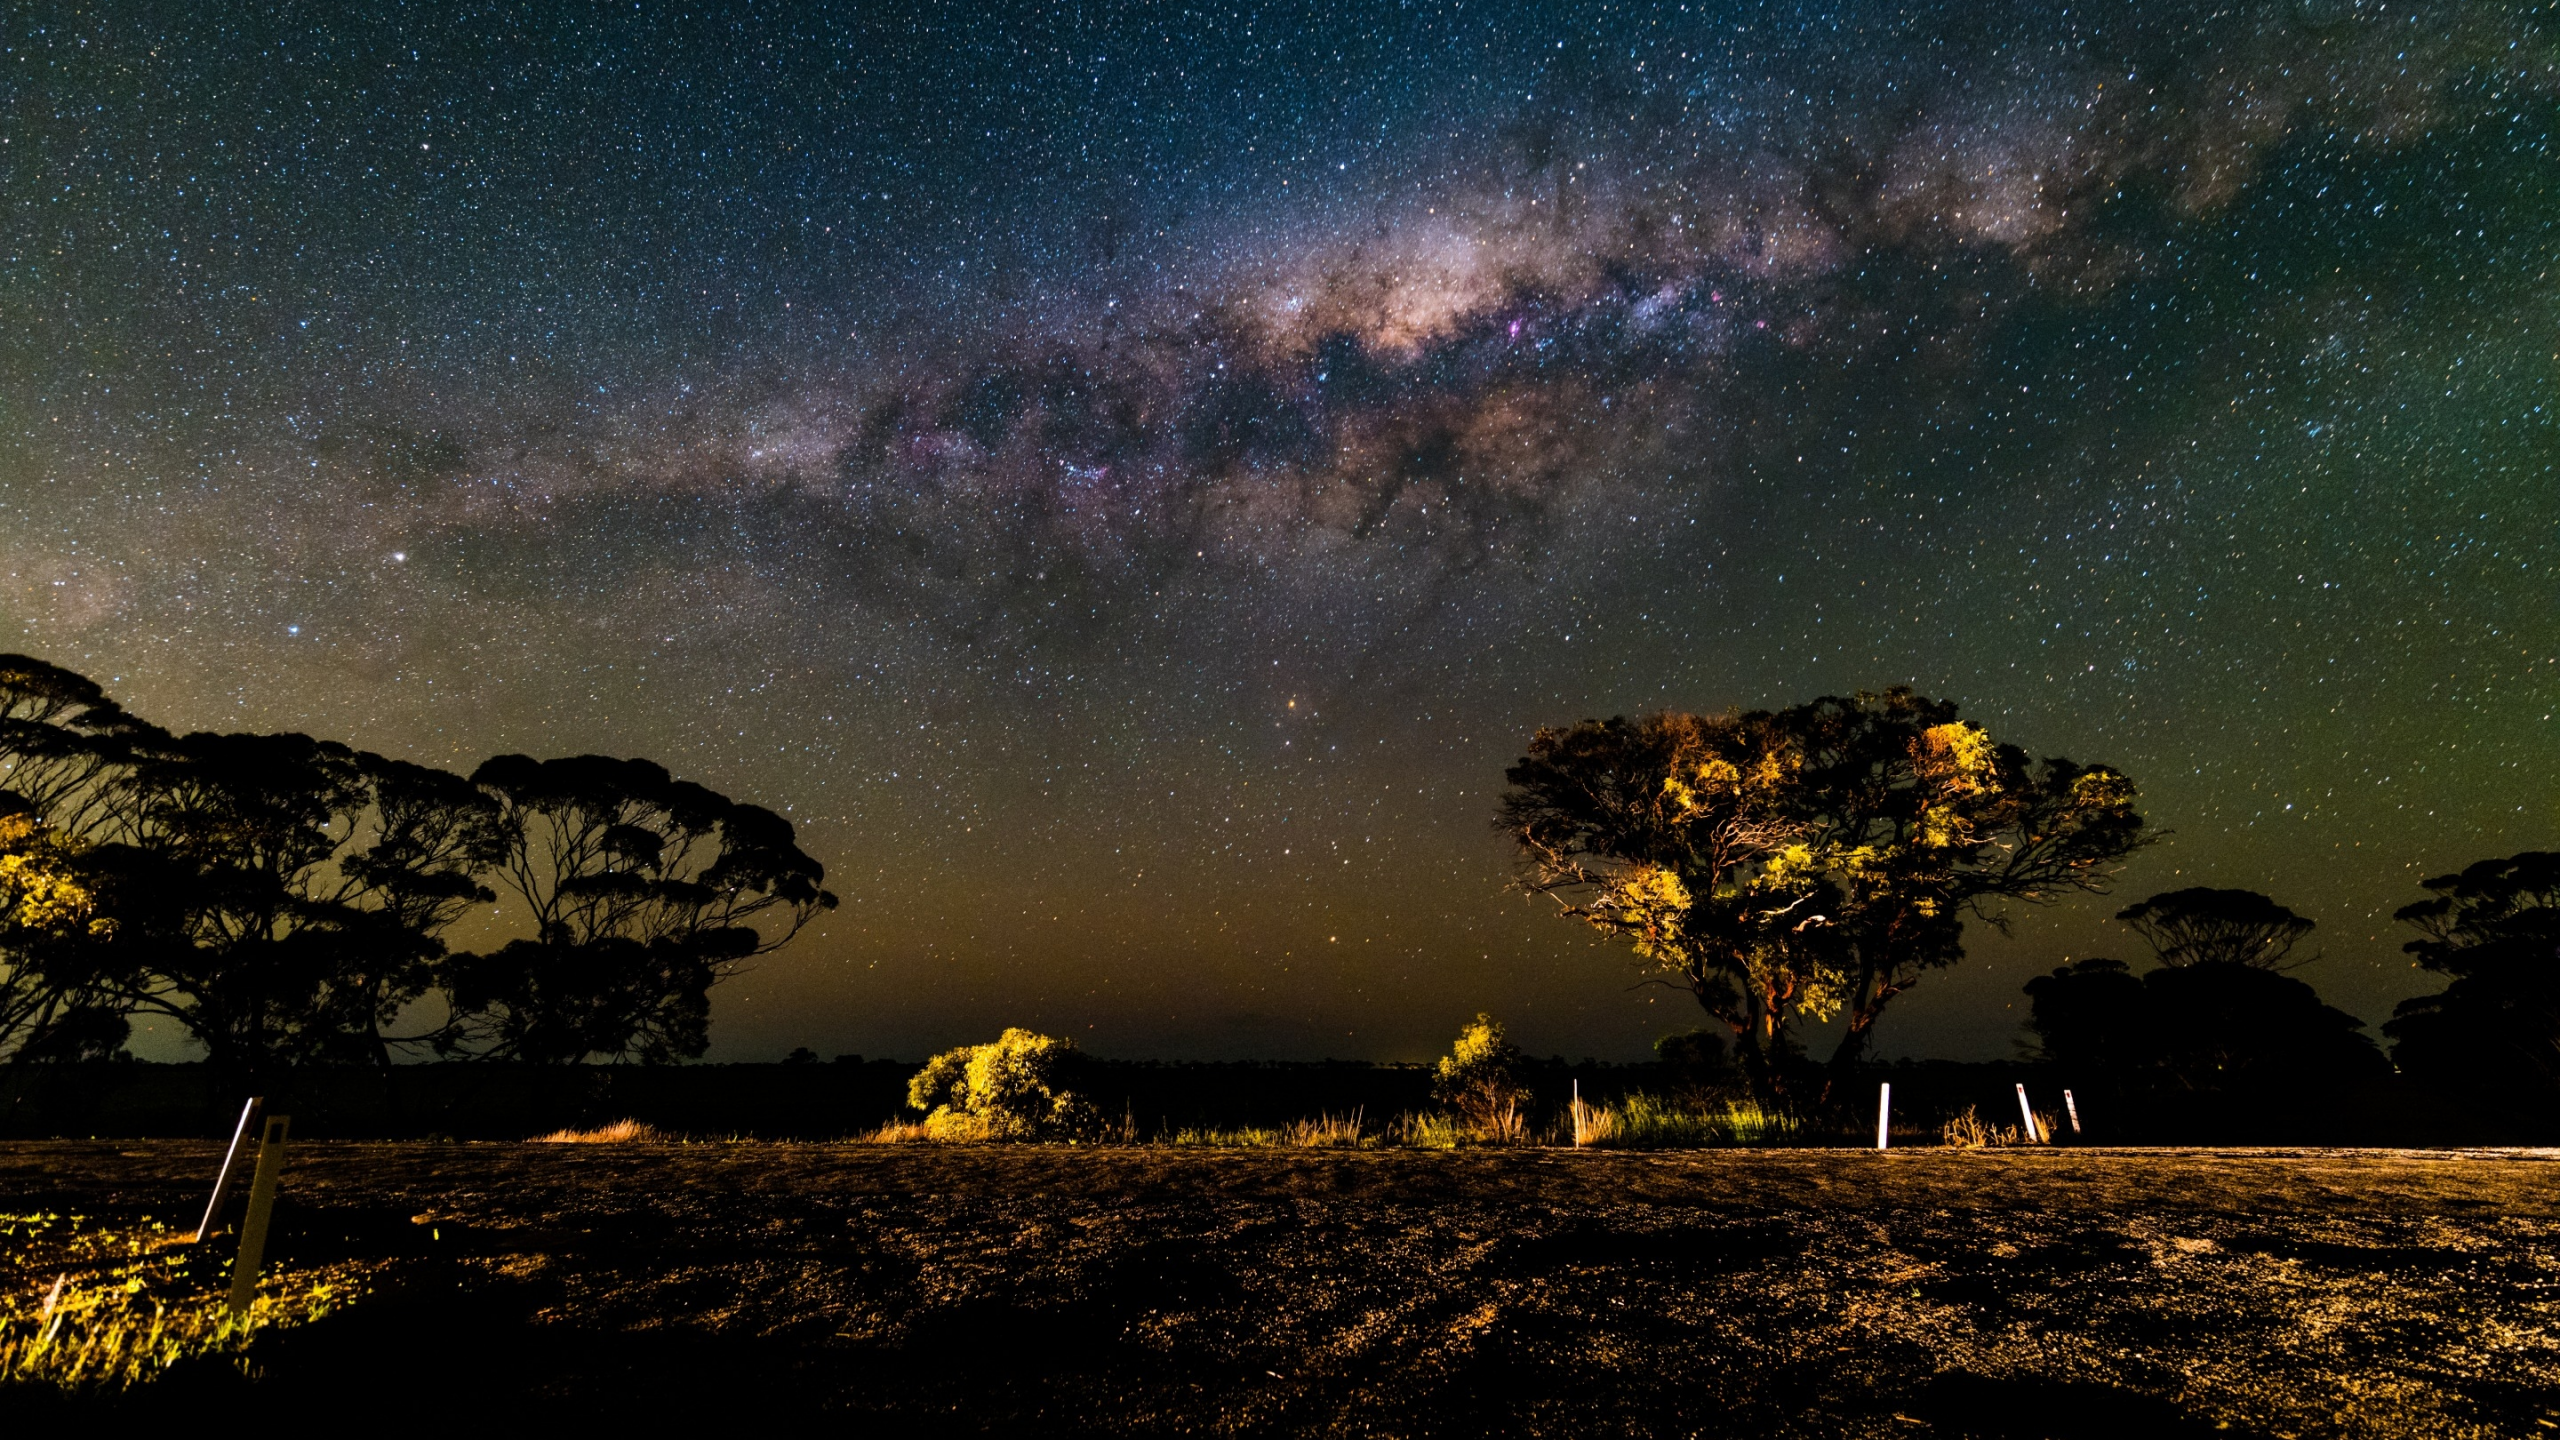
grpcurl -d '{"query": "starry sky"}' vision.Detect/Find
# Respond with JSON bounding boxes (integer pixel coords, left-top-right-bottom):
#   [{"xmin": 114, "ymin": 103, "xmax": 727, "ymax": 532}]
[{"xmin": 5, "ymin": 1, "xmax": 2555, "ymax": 1063}]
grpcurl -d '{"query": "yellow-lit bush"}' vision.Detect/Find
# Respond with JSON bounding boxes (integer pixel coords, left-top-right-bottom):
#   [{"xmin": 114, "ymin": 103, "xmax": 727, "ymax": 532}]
[
  {"xmin": 906, "ymin": 1027, "xmax": 1102, "ymax": 1141},
  {"xmin": 1433, "ymin": 1013, "xmax": 1531, "ymax": 1143}
]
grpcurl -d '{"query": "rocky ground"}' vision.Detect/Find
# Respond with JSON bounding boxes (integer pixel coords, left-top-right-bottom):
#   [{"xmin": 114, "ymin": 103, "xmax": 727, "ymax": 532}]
[{"xmin": 3, "ymin": 1142, "xmax": 2554, "ymax": 1436}]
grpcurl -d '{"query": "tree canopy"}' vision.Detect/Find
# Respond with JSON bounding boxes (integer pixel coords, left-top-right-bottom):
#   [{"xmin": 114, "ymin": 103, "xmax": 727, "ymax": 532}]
[
  {"xmin": 2385, "ymin": 851, "xmax": 2560, "ymax": 1096},
  {"xmin": 2115, "ymin": 887, "xmax": 2317, "ymax": 971},
  {"xmin": 1500, "ymin": 688, "xmax": 2146, "ymax": 1107},
  {"xmin": 438, "ymin": 754, "xmax": 837, "ymax": 1063},
  {"xmin": 0, "ymin": 654, "xmax": 835, "ymax": 1073}
]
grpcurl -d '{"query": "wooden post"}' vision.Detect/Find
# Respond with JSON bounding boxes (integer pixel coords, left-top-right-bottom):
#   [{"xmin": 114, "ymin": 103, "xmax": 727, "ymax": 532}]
[
  {"xmin": 2063, "ymin": 1089, "xmax": 2082, "ymax": 1136},
  {"xmin": 1875, "ymin": 1082, "xmax": 1892, "ymax": 1151},
  {"xmin": 2013, "ymin": 1083, "xmax": 2042, "ymax": 1144},
  {"xmin": 193, "ymin": 1097, "xmax": 264, "ymax": 1242},
  {"xmin": 225, "ymin": 1115, "xmax": 290, "ymax": 1317}
]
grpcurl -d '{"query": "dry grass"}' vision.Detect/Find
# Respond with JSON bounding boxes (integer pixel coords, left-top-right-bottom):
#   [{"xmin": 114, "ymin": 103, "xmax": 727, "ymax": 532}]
[
  {"xmin": 1939, "ymin": 1105, "xmax": 2037, "ymax": 1148},
  {"xmin": 1567, "ymin": 1094, "xmax": 1795, "ymax": 1149},
  {"xmin": 1570, "ymin": 1095, "xmax": 1617, "ymax": 1147},
  {"xmin": 1164, "ymin": 1112, "xmax": 1373, "ymax": 1148},
  {"xmin": 530, "ymin": 1119, "xmax": 668, "ymax": 1144}
]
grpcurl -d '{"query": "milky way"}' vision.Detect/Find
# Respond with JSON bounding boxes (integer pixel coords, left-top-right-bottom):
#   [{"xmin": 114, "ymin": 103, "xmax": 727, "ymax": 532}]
[{"xmin": 5, "ymin": 1, "xmax": 2556, "ymax": 1061}]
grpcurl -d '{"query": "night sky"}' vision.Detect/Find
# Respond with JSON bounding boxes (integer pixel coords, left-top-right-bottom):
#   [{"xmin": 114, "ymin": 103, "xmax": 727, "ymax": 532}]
[{"xmin": 6, "ymin": 2, "xmax": 2554, "ymax": 1064}]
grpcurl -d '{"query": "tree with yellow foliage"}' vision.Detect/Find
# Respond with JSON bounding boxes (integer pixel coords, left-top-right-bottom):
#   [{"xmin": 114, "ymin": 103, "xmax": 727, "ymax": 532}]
[
  {"xmin": 1499, "ymin": 689, "xmax": 2146, "ymax": 1110},
  {"xmin": 0, "ymin": 797, "xmax": 124, "ymax": 1061}
]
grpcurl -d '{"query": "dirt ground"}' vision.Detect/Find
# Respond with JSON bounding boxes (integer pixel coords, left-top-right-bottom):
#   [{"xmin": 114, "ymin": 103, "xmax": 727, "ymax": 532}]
[{"xmin": 4, "ymin": 1142, "xmax": 2555, "ymax": 1437}]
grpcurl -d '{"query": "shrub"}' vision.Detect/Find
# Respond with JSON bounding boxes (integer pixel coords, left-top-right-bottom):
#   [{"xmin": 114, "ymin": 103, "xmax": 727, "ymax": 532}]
[
  {"xmin": 1433, "ymin": 1013, "xmax": 1530, "ymax": 1141},
  {"xmin": 906, "ymin": 1028, "xmax": 1101, "ymax": 1141}
]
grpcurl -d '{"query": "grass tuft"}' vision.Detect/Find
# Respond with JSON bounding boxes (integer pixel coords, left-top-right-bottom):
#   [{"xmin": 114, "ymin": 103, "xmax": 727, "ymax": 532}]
[
  {"xmin": 1938, "ymin": 1105, "xmax": 2035, "ymax": 1148},
  {"xmin": 530, "ymin": 1119, "xmax": 667, "ymax": 1144},
  {"xmin": 1571, "ymin": 1094, "xmax": 1797, "ymax": 1149}
]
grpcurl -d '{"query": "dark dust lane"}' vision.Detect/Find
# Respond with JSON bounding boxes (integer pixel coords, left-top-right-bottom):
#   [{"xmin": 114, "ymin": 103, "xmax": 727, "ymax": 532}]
[{"xmin": 5, "ymin": 1144, "xmax": 2555, "ymax": 1437}]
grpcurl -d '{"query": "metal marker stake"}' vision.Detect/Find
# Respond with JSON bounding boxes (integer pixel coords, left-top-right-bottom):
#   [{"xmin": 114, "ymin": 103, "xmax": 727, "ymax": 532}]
[
  {"xmin": 2014, "ymin": 1083, "xmax": 2042, "ymax": 1144},
  {"xmin": 194, "ymin": 1096, "xmax": 264, "ymax": 1242},
  {"xmin": 1875, "ymin": 1082, "xmax": 1891, "ymax": 1151},
  {"xmin": 225, "ymin": 1115, "xmax": 290, "ymax": 1316},
  {"xmin": 2063, "ymin": 1089, "xmax": 2082, "ymax": 1136}
]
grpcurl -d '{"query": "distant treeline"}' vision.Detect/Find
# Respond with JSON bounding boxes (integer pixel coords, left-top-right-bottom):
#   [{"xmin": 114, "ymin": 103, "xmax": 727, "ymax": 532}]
[
  {"xmin": 0, "ymin": 1055, "xmax": 2534, "ymax": 1146},
  {"xmin": 0, "ymin": 656, "xmax": 836, "ymax": 1083}
]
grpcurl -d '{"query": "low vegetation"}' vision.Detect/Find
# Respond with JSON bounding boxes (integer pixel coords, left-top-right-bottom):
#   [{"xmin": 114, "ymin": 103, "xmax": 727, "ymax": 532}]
[
  {"xmin": 532, "ymin": 1119, "xmax": 668, "ymax": 1144},
  {"xmin": 905, "ymin": 1028, "xmax": 1104, "ymax": 1141},
  {"xmin": 0, "ymin": 1212, "xmax": 365, "ymax": 1393}
]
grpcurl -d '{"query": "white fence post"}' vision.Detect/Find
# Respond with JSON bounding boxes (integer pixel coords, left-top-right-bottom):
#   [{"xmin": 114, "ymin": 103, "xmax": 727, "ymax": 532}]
[
  {"xmin": 225, "ymin": 1115, "xmax": 291, "ymax": 1316},
  {"xmin": 2063, "ymin": 1089, "xmax": 2082, "ymax": 1136},
  {"xmin": 1875, "ymin": 1082, "xmax": 1892, "ymax": 1151},
  {"xmin": 2014, "ymin": 1083, "xmax": 2043, "ymax": 1144}
]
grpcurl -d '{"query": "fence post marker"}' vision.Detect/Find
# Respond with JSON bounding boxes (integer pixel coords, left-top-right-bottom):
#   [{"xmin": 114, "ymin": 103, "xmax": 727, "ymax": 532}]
[
  {"xmin": 225, "ymin": 1115, "xmax": 291, "ymax": 1317},
  {"xmin": 2013, "ymin": 1083, "xmax": 2042, "ymax": 1144},
  {"xmin": 2063, "ymin": 1089, "xmax": 2082, "ymax": 1136},
  {"xmin": 194, "ymin": 1096, "xmax": 264, "ymax": 1242},
  {"xmin": 1875, "ymin": 1082, "xmax": 1892, "ymax": 1150}
]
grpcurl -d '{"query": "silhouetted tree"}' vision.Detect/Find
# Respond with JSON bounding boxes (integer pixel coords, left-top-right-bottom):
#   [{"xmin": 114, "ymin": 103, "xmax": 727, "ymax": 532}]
[
  {"xmin": 2027, "ymin": 955, "xmax": 2388, "ymax": 1112},
  {"xmin": 2022, "ymin": 957, "xmax": 2149, "ymax": 1087},
  {"xmin": 2116, "ymin": 887, "xmax": 2317, "ymax": 970},
  {"xmin": 2141, "ymin": 962, "xmax": 2388, "ymax": 1091},
  {"xmin": 98, "ymin": 731, "xmax": 507, "ymax": 1080},
  {"xmin": 1653, "ymin": 1028, "xmax": 1731, "ymax": 1092},
  {"xmin": 441, "ymin": 754, "xmax": 837, "ymax": 1063},
  {"xmin": 3, "ymin": 657, "xmax": 507, "ymax": 1077},
  {"xmin": 1501, "ymin": 689, "xmax": 2145, "ymax": 1108},
  {"xmin": 0, "ymin": 656, "xmax": 838, "ymax": 1075},
  {"xmin": 2386, "ymin": 851, "xmax": 2560, "ymax": 1097},
  {"xmin": 0, "ymin": 654, "xmax": 158, "ymax": 823}
]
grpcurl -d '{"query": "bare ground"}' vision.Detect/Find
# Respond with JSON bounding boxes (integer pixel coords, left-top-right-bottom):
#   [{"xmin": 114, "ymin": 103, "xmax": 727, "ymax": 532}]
[{"xmin": 4, "ymin": 1142, "xmax": 2555, "ymax": 1437}]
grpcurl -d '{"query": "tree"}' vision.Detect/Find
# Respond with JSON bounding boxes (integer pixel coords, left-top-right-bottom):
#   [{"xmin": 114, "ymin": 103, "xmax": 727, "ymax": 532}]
[
  {"xmin": 1501, "ymin": 689, "xmax": 2146, "ymax": 1108},
  {"xmin": 905, "ymin": 1028, "xmax": 1099, "ymax": 1141},
  {"xmin": 2022, "ymin": 957, "xmax": 2149, "ymax": 1084},
  {"xmin": 0, "ymin": 654, "xmax": 158, "ymax": 825},
  {"xmin": 2385, "ymin": 851, "xmax": 2560, "ymax": 1096},
  {"xmin": 2116, "ymin": 888, "xmax": 2317, "ymax": 970},
  {"xmin": 2141, "ymin": 962, "xmax": 2386, "ymax": 1090},
  {"xmin": 442, "ymin": 754, "xmax": 837, "ymax": 1063},
  {"xmin": 0, "ymin": 794, "xmax": 125, "ymax": 1061},
  {"xmin": 1432, "ymin": 1012, "xmax": 1530, "ymax": 1137},
  {"xmin": 99, "ymin": 731, "xmax": 507, "ymax": 1078},
  {"xmin": 1781, "ymin": 691, "xmax": 2149, "ymax": 1087},
  {"xmin": 2026, "ymin": 955, "xmax": 2388, "ymax": 1107},
  {"xmin": 1500, "ymin": 709, "xmax": 1829, "ymax": 1103}
]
